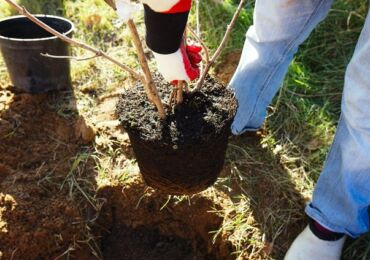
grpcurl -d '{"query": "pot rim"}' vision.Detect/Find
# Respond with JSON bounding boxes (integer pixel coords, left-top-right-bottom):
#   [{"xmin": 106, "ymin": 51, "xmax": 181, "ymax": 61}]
[{"xmin": 0, "ymin": 14, "xmax": 75, "ymax": 42}]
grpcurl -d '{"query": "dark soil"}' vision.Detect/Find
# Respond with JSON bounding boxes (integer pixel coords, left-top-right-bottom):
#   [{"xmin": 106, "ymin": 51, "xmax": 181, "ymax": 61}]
[
  {"xmin": 116, "ymin": 75, "xmax": 237, "ymax": 145},
  {"xmin": 97, "ymin": 177, "xmax": 235, "ymax": 260},
  {"xmin": 102, "ymin": 225, "xmax": 196, "ymax": 260},
  {"xmin": 116, "ymin": 75, "xmax": 237, "ymax": 195}
]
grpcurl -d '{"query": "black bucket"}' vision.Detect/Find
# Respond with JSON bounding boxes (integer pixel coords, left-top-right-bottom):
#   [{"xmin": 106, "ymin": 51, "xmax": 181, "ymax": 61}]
[{"xmin": 0, "ymin": 15, "xmax": 74, "ymax": 93}]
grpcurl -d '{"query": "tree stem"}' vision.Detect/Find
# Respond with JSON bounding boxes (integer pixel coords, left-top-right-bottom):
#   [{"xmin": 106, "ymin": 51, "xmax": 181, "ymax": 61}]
[
  {"xmin": 127, "ymin": 20, "xmax": 166, "ymax": 119},
  {"xmin": 194, "ymin": 0, "xmax": 245, "ymax": 91}
]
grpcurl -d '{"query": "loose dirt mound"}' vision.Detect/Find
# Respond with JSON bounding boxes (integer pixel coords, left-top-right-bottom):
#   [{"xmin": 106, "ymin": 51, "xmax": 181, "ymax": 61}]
[{"xmin": 0, "ymin": 90, "xmax": 94, "ymax": 259}]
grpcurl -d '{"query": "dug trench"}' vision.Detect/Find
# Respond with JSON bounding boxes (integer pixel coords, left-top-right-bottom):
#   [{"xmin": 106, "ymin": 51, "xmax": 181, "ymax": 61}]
[{"xmin": 0, "ymin": 76, "xmax": 238, "ymax": 259}]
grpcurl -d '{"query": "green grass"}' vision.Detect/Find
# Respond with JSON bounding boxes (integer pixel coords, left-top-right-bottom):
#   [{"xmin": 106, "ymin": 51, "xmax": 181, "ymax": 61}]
[
  {"xmin": 1, "ymin": 0, "xmax": 370, "ymax": 259},
  {"xmin": 189, "ymin": 0, "xmax": 253, "ymax": 55},
  {"xmin": 220, "ymin": 1, "xmax": 370, "ymax": 259}
]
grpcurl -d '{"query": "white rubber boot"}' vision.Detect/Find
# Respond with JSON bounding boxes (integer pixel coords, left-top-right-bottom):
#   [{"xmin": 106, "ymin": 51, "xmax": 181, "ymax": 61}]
[{"xmin": 284, "ymin": 225, "xmax": 346, "ymax": 260}]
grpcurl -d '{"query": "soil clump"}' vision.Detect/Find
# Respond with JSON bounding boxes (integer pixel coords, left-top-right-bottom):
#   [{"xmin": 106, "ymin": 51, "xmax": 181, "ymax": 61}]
[{"xmin": 116, "ymin": 75, "xmax": 237, "ymax": 195}]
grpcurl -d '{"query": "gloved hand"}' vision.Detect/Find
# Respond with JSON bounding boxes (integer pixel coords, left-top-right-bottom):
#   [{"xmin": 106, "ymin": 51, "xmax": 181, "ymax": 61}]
[
  {"xmin": 153, "ymin": 41, "xmax": 202, "ymax": 84},
  {"xmin": 143, "ymin": 0, "xmax": 202, "ymax": 83}
]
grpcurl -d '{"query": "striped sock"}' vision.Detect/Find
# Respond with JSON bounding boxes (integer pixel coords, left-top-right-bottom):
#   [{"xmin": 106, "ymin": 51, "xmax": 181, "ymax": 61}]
[{"xmin": 309, "ymin": 218, "xmax": 345, "ymax": 241}]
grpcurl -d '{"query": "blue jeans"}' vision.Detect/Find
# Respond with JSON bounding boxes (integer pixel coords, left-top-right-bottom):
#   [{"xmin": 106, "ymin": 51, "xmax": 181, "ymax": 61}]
[{"xmin": 230, "ymin": 0, "xmax": 370, "ymax": 238}]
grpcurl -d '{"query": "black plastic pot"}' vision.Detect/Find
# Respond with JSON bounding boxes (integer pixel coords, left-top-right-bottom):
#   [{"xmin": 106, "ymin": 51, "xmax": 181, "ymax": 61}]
[{"xmin": 0, "ymin": 15, "xmax": 74, "ymax": 93}]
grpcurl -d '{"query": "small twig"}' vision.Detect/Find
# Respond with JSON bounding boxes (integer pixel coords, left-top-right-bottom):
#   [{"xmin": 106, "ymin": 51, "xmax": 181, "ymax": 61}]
[
  {"xmin": 168, "ymin": 90, "xmax": 176, "ymax": 108},
  {"xmin": 10, "ymin": 248, "xmax": 18, "ymax": 260},
  {"xmin": 194, "ymin": 0, "xmax": 203, "ymax": 73},
  {"xmin": 98, "ymin": 90, "xmax": 124, "ymax": 101},
  {"xmin": 3, "ymin": 0, "xmax": 143, "ymax": 81},
  {"xmin": 172, "ymin": 90, "xmax": 177, "ymax": 107},
  {"xmin": 41, "ymin": 53, "xmax": 101, "ymax": 61},
  {"xmin": 284, "ymin": 88, "xmax": 342, "ymax": 98},
  {"xmin": 187, "ymin": 26, "xmax": 210, "ymax": 66},
  {"xmin": 168, "ymin": 85, "xmax": 179, "ymax": 109},
  {"xmin": 127, "ymin": 19, "xmax": 166, "ymax": 119},
  {"xmin": 104, "ymin": 0, "xmax": 117, "ymax": 10},
  {"xmin": 176, "ymin": 81, "xmax": 184, "ymax": 104},
  {"xmin": 184, "ymin": 82, "xmax": 189, "ymax": 93},
  {"xmin": 194, "ymin": 0, "xmax": 245, "ymax": 91},
  {"xmin": 196, "ymin": 0, "xmax": 200, "ymax": 36}
]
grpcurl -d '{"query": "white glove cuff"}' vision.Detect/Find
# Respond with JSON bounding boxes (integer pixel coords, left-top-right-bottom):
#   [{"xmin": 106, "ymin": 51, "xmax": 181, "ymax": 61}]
[
  {"xmin": 141, "ymin": 0, "xmax": 179, "ymax": 13},
  {"xmin": 116, "ymin": 0, "xmax": 141, "ymax": 22},
  {"xmin": 153, "ymin": 50, "xmax": 190, "ymax": 82}
]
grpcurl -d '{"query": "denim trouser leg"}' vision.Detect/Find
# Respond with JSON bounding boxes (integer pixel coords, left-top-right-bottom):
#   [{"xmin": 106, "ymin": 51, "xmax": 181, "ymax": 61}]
[
  {"xmin": 229, "ymin": 0, "xmax": 333, "ymax": 134},
  {"xmin": 306, "ymin": 7, "xmax": 370, "ymax": 238}
]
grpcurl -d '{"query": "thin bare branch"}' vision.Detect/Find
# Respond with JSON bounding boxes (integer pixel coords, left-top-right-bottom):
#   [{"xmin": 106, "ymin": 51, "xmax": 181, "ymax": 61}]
[
  {"xmin": 209, "ymin": 0, "xmax": 246, "ymax": 63},
  {"xmin": 194, "ymin": 0, "xmax": 204, "ymax": 74},
  {"xmin": 4, "ymin": 0, "xmax": 143, "ymax": 81},
  {"xmin": 194, "ymin": 0, "xmax": 245, "ymax": 91},
  {"xmin": 184, "ymin": 82, "xmax": 189, "ymax": 93},
  {"xmin": 187, "ymin": 26, "xmax": 209, "ymax": 67},
  {"xmin": 102, "ymin": 0, "xmax": 166, "ymax": 118},
  {"xmin": 176, "ymin": 81, "xmax": 184, "ymax": 104},
  {"xmin": 168, "ymin": 87, "xmax": 177, "ymax": 109},
  {"xmin": 104, "ymin": 0, "xmax": 117, "ymax": 10},
  {"xmin": 196, "ymin": 0, "xmax": 200, "ymax": 36},
  {"xmin": 168, "ymin": 91, "xmax": 174, "ymax": 107},
  {"xmin": 41, "ymin": 53, "xmax": 101, "ymax": 61},
  {"xmin": 127, "ymin": 19, "xmax": 166, "ymax": 119}
]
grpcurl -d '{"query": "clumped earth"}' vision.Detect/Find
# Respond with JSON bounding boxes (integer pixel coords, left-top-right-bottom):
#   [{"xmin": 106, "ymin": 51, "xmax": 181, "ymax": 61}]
[
  {"xmin": 116, "ymin": 75, "xmax": 237, "ymax": 145},
  {"xmin": 116, "ymin": 75, "xmax": 237, "ymax": 195}
]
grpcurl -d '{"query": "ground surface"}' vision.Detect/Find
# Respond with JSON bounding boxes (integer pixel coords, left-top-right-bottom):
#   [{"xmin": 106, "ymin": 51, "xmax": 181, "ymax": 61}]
[
  {"xmin": 1, "ymin": 0, "xmax": 370, "ymax": 259},
  {"xmin": 0, "ymin": 91, "xmax": 95, "ymax": 259}
]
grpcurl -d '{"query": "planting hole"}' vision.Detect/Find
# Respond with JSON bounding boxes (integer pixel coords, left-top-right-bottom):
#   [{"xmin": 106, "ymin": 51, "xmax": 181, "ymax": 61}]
[{"xmin": 96, "ymin": 177, "xmax": 235, "ymax": 259}]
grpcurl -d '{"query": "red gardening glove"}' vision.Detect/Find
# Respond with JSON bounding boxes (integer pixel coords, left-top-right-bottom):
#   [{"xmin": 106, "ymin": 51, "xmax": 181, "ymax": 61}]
[
  {"xmin": 153, "ymin": 42, "xmax": 202, "ymax": 84},
  {"xmin": 187, "ymin": 43, "xmax": 202, "ymax": 67}
]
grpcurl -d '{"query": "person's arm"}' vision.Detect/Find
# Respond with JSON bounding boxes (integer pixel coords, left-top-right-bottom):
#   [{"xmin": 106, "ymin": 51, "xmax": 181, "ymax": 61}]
[{"xmin": 142, "ymin": 0, "xmax": 201, "ymax": 83}]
